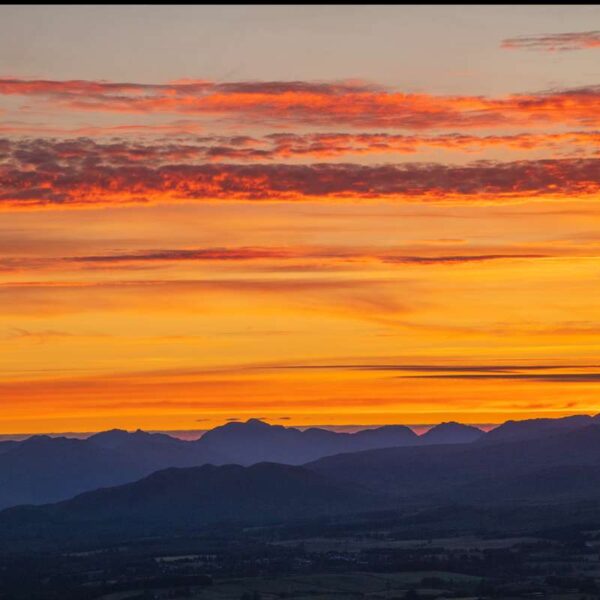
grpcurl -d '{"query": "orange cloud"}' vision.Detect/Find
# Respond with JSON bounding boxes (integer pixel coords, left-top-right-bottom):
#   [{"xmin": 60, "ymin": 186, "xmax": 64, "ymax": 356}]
[
  {"xmin": 3, "ymin": 134, "xmax": 599, "ymax": 172},
  {"xmin": 261, "ymin": 131, "xmax": 600, "ymax": 158},
  {"xmin": 502, "ymin": 31, "xmax": 600, "ymax": 52},
  {"xmin": 0, "ymin": 277, "xmax": 413, "ymax": 321},
  {"xmin": 2, "ymin": 154, "xmax": 600, "ymax": 207},
  {"xmin": 1, "ymin": 132, "xmax": 599, "ymax": 169},
  {"xmin": 2, "ymin": 77, "xmax": 600, "ymax": 129}
]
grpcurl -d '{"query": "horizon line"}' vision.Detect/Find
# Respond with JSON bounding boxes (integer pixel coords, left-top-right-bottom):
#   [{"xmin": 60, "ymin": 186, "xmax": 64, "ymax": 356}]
[{"xmin": 0, "ymin": 418, "xmax": 559, "ymax": 442}]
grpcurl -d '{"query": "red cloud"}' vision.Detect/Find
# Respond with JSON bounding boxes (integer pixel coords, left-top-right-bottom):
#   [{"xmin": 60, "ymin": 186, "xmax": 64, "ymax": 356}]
[
  {"xmin": 260, "ymin": 131, "xmax": 600, "ymax": 159},
  {"xmin": 502, "ymin": 31, "xmax": 600, "ymax": 52},
  {"xmin": 2, "ymin": 151, "xmax": 600, "ymax": 207},
  {"xmin": 1, "ymin": 133, "xmax": 597, "ymax": 173},
  {"xmin": 2, "ymin": 77, "xmax": 600, "ymax": 129}
]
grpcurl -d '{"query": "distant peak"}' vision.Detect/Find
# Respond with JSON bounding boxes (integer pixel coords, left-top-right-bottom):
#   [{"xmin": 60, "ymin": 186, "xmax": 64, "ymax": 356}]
[
  {"xmin": 431, "ymin": 421, "xmax": 479, "ymax": 430},
  {"xmin": 24, "ymin": 434, "xmax": 53, "ymax": 443},
  {"xmin": 88, "ymin": 428, "xmax": 133, "ymax": 448},
  {"xmin": 90, "ymin": 428, "xmax": 128, "ymax": 438},
  {"xmin": 245, "ymin": 418, "xmax": 271, "ymax": 427},
  {"xmin": 421, "ymin": 421, "xmax": 483, "ymax": 444}
]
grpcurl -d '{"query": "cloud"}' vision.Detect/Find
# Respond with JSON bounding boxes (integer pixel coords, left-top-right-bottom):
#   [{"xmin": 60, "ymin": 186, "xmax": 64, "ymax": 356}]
[
  {"xmin": 380, "ymin": 253, "xmax": 545, "ymax": 265},
  {"xmin": 0, "ymin": 277, "xmax": 415, "ymax": 325},
  {"xmin": 70, "ymin": 247, "xmax": 303, "ymax": 263},
  {"xmin": 502, "ymin": 31, "xmax": 600, "ymax": 52},
  {"xmin": 270, "ymin": 363, "xmax": 587, "ymax": 373},
  {"xmin": 264, "ymin": 362, "xmax": 600, "ymax": 383},
  {"xmin": 405, "ymin": 373, "xmax": 600, "ymax": 382},
  {"xmin": 68, "ymin": 246, "xmax": 546, "ymax": 266},
  {"xmin": 2, "ymin": 328, "xmax": 77, "ymax": 342},
  {"xmin": 0, "ymin": 121, "xmax": 206, "ymax": 137},
  {"xmin": 2, "ymin": 132, "xmax": 599, "ymax": 163},
  {"xmin": 2, "ymin": 77, "xmax": 600, "ymax": 129},
  {"xmin": 261, "ymin": 131, "xmax": 600, "ymax": 159},
  {"xmin": 2, "ymin": 151, "xmax": 600, "ymax": 207}
]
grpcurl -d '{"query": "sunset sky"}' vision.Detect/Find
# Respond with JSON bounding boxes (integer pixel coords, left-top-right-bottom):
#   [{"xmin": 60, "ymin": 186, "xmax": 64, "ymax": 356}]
[{"xmin": 1, "ymin": 5, "xmax": 600, "ymax": 434}]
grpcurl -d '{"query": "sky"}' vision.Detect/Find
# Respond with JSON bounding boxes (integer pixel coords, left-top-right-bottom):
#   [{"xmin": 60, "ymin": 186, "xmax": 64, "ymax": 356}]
[{"xmin": 1, "ymin": 5, "xmax": 600, "ymax": 433}]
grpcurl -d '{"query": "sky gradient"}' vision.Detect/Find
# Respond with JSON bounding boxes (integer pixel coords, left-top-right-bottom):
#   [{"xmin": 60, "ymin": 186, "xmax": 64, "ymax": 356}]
[{"xmin": 1, "ymin": 5, "xmax": 600, "ymax": 433}]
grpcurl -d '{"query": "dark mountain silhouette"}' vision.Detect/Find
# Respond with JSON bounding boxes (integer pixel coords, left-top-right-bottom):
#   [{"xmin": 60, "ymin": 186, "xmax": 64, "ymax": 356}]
[
  {"xmin": 308, "ymin": 424, "xmax": 600, "ymax": 503},
  {"xmin": 0, "ymin": 414, "xmax": 596, "ymax": 511},
  {"xmin": 0, "ymin": 435, "xmax": 145, "ymax": 509},
  {"xmin": 3, "ymin": 418, "xmax": 600, "ymax": 545},
  {"xmin": 0, "ymin": 463, "xmax": 382, "ymax": 541},
  {"xmin": 0, "ymin": 419, "xmax": 424, "ymax": 509},
  {"xmin": 88, "ymin": 428, "xmax": 230, "ymax": 466},
  {"xmin": 420, "ymin": 421, "xmax": 483, "ymax": 444},
  {"xmin": 0, "ymin": 433, "xmax": 224, "ymax": 509},
  {"xmin": 196, "ymin": 418, "xmax": 419, "ymax": 465},
  {"xmin": 480, "ymin": 414, "xmax": 595, "ymax": 444}
]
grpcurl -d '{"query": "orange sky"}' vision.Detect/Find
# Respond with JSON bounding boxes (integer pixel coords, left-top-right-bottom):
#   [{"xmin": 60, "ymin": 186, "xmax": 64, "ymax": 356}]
[{"xmin": 1, "ymin": 6, "xmax": 600, "ymax": 433}]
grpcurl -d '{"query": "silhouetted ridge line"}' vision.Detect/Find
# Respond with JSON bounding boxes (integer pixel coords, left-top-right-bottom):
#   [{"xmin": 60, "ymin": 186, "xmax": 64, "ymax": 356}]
[{"xmin": 3, "ymin": 414, "xmax": 600, "ymax": 511}]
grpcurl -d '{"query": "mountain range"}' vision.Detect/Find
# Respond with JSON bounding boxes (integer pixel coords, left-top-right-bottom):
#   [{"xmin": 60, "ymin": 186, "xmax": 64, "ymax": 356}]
[
  {"xmin": 309, "ymin": 420, "xmax": 600, "ymax": 502},
  {"xmin": 0, "ymin": 418, "xmax": 483, "ymax": 509},
  {"xmin": 3, "ymin": 415, "xmax": 600, "ymax": 546},
  {"xmin": 3, "ymin": 413, "xmax": 600, "ymax": 547}
]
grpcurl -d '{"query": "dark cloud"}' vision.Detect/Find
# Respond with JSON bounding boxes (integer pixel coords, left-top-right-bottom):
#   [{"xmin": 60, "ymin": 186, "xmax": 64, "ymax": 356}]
[
  {"xmin": 67, "ymin": 246, "xmax": 546, "ymax": 266},
  {"xmin": 381, "ymin": 254, "xmax": 545, "ymax": 265},
  {"xmin": 272, "ymin": 363, "xmax": 591, "ymax": 374},
  {"xmin": 265, "ymin": 362, "xmax": 600, "ymax": 383},
  {"xmin": 2, "ymin": 144, "xmax": 600, "ymax": 206},
  {"xmin": 2, "ymin": 131, "xmax": 599, "ymax": 162},
  {"xmin": 404, "ymin": 374, "xmax": 600, "ymax": 382}
]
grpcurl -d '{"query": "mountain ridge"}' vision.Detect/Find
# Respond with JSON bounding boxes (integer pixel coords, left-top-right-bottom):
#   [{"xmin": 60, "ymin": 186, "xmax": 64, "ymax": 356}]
[
  {"xmin": 4, "ymin": 422, "xmax": 600, "ymax": 545},
  {"xmin": 0, "ymin": 414, "xmax": 597, "ymax": 511}
]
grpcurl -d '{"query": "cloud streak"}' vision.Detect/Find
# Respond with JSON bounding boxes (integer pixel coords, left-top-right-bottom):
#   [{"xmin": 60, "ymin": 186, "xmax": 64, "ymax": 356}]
[
  {"xmin": 263, "ymin": 362, "xmax": 600, "ymax": 383},
  {"xmin": 68, "ymin": 246, "xmax": 546, "ymax": 266},
  {"xmin": 502, "ymin": 31, "xmax": 600, "ymax": 52},
  {"xmin": 2, "ymin": 77, "xmax": 600, "ymax": 129},
  {"xmin": 3, "ymin": 132, "xmax": 599, "ymax": 162}
]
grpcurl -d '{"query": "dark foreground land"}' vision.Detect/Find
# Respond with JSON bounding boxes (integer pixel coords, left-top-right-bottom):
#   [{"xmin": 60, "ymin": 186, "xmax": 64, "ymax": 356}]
[{"xmin": 3, "ymin": 506, "xmax": 600, "ymax": 600}]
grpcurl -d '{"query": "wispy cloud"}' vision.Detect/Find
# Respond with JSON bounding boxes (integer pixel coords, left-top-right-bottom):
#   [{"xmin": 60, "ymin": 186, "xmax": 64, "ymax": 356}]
[
  {"xmin": 2, "ymin": 77, "xmax": 600, "ymax": 129},
  {"xmin": 265, "ymin": 362, "xmax": 600, "ymax": 383},
  {"xmin": 2, "ymin": 132, "xmax": 598, "ymax": 165},
  {"xmin": 68, "ymin": 246, "xmax": 546, "ymax": 266},
  {"xmin": 0, "ymin": 277, "xmax": 415, "ymax": 323},
  {"xmin": 502, "ymin": 31, "xmax": 600, "ymax": 52},
  {"xmin": 406, "ymin": 373, "xmax": 600, "ymax": 382}
]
